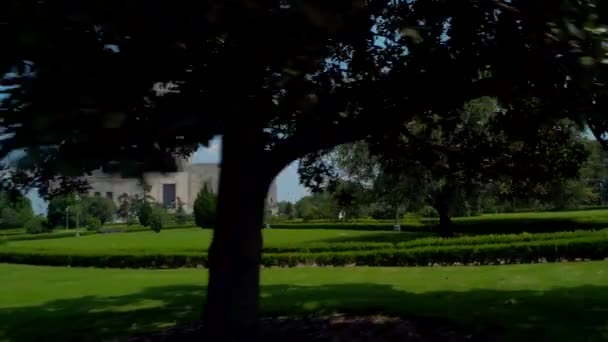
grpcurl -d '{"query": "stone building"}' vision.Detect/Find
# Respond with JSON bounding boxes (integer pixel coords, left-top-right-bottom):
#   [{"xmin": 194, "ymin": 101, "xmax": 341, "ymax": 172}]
[{"xmin": 84, "ymin": 160, "xmax": 278, "ymax": 214}]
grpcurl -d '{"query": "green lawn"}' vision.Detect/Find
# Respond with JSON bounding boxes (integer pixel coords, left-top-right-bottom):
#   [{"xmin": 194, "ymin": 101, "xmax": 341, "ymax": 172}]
[
  {"xmin": 1, "ymin": 262, "xmax": 607, "ymax": 341},
  {"xmin": 2, "ymin": 228, "xmax": 415, "ymax": 253}
]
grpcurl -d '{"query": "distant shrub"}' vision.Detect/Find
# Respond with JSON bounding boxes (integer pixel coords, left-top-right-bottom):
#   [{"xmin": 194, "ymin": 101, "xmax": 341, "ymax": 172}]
[
  {"xmin": 81, "ymin": 196, "xmax": 116, "ymax": 225},
  {"xmin": 138, "ymin": 201, "xmax": 153, "ymax": 227},
  {"xmin": 85, "ymin": 217, "xmax": 102, "ymax": 231},
  {"xmin": 126, "ymin": 216, "xmax": 138, "ymax": 226},
  {"xmin": 24, "ymin": 217, "xmax": 48, "ymax": 234},
  {"xmin": 194, "ymin": 184, "xmax": 216, "ymax": 229},
  {"xmin": 419, "ymin": 206, "xmax": 439, "ymax": 218},
  {"xmin": 149, "ymin": 206, "xmax": 165, "ymax": 233}
]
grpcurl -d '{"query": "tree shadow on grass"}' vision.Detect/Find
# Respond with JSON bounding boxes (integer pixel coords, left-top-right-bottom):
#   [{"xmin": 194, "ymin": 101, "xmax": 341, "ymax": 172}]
[{"xmin": 1, "ymin": 283, "xmax": 607, "ymax": 341}]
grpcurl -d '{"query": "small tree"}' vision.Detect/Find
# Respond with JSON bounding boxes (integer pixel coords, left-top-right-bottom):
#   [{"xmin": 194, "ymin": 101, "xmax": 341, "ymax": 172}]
[
  {"xmin": 174, "ymin": 197, "xmax": 189, "ymax": 225},
  {"xmin": 138, "ymin": 200, "xmax": 153, "ymax": 227},
  {"xmin": 81, "ymin": 196, "xmax": 116, "ymax": 225},
  {"xmin": 24, "ymin": 216, "xmax": 48, "ymax": 234},
  {"xmin": 46, "ymin": 194, "xmax": 79, "ymax": 228},
  {"xmin": 149, "ymin": 205, "xmax": 165, "ymax": 233},
  {"xmin": 84, "ymin": 217, "xmax": 102, "ymax": 231},
  {"xmin": 194, "ymin": 184, "xmax": 216, "ymax": 229},
  {"xmin": 117, "ymin": 193, "xmax": 132, "ymax": 222}
]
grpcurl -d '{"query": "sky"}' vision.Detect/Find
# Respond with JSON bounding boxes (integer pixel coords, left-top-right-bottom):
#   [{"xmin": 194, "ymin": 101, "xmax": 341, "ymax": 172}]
[
  {"xmin": 191, "ymin": 137, "xmax": 308, "ymax": 202},
  {"xmin": 27, "ymin": 136, "xmax": 309, "ymax": 214}
]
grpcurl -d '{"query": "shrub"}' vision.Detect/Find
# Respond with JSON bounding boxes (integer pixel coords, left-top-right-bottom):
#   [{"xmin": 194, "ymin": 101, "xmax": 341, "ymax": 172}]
[
  {"xmin": 81, "ymin": 196, "xmax": 116, "ymax": 225},
  {"xmin": 0, "ymin": 208, "xmax": 21, "ymax": 229},
  {"xmin": 419, "ymin": 205, "xmax": 439, "ymax": 218},
  {"xmin": 138, "ymin": 201, "xmax": 153, "ymax": 227},
  {"xmin": 84, "ymin": 217, "xmax": 102, "ymax": 231},
  {"xmin": 193, "ymin": 184, "xmax": 216, "ymax": 229},
  {"xmin": 149, "ymin": 206, "xmax": 165, "ymax": 233},
  {"xmin": 2, "ymin": 235, "xmax": 607, "ymax": 268},
  {"xmin": 24, "ymin": 217, "xmax": 48, "ymax": 234},
  {"xmin": 47, "ymin": 194, "xmax": 79, "ymax": 228},
  {"xmin": 126, "ymin": 216, "xmax": 138, "ymax": 226}
]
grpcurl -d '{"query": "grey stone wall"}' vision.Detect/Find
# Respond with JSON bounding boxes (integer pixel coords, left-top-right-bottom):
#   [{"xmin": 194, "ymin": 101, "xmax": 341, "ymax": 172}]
[{"xmin": 84, "ymin": 163, "xmax": 278, "ymax": 214}]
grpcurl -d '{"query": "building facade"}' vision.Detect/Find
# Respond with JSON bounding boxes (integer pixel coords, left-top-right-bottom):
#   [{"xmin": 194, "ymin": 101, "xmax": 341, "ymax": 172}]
[{"xmin": 84, "ymin": 162, "xmax": 278, "ymax": 214}]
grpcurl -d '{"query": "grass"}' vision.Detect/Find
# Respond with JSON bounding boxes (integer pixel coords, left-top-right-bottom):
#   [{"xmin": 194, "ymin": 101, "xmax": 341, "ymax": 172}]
[
  {"xmin": 0, "ymin": 262, "xmax": 607, "ymax": 341},
  {"xmin": 4, "ymin": 227, "xmax": 607, "ymax": 256},
  {"xmin": 2, "ymin": 228, "xmax": 416, "ymax": 253}
]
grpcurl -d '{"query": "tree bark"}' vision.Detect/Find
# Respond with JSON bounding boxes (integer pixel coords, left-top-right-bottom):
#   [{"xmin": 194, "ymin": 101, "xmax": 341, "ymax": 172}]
[
  {"xmin": 435, "ymin": 192, "xmax": 453, "ymax": 237},
  {"xmin": 438, "ymin": 210, "xmax": 453, "ymax": 237},
  {"xmin": 203, "ymin": 128, "xmax": 273, "ymax": 341}
]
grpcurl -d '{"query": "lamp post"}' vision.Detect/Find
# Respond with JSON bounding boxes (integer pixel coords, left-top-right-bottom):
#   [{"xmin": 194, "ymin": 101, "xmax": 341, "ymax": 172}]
[
  {"xmin": 65, "ymin": 206, "xmax": 69, "ymax": 230},
  {"xmin": 75, "ymin": 209, "xmax": 80, "ymax": 237}
]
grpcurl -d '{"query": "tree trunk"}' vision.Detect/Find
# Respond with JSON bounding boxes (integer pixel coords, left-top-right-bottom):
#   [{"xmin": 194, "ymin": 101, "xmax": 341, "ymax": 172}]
[
  {"xmin": 435, "ymin": 192, "xmax": 453, "ymax": 237},
  {"xmin": 438, "ymin": 210, "xmax": 452, "ymax": 237},
  {"xmin": 203, "ymin": 130, "xmax": 272, "ymax": 341}
]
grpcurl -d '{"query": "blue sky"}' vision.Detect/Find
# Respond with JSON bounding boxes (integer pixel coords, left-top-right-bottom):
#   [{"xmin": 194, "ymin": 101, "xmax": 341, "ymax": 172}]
[
  {"xmin": 28, "ymin": 136, "xmax": 308, "ymax": 214},
  {"xmin": 192, "ymin": 137, "xmax": 308, "ymax": 202}
]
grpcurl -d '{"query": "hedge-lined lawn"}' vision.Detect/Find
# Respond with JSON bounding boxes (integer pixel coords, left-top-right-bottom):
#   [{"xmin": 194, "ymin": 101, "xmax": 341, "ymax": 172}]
[
  {"xmin": 1, "ymin": 262, "xmax": 607, "ymax": 341},
  {"xmin": 2, "ymin": 228, "xmax": 608, "ymax": 268},
  {"xmin": 2, "ymin": 228, "xmax": 412, "ymax": 253}
]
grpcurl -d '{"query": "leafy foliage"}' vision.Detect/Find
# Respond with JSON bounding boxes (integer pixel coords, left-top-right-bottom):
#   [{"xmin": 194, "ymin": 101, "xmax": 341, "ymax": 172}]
[
  {"xmin": 0, "ymin": 191, "xmax": 34, "ymax": 229},
  {"xmin": 193, "ymin": 184, "xmax": 216, "ymax": 229},
  {"xmin": 116, "ymin": 193, "xmax": 133, "ymax": 223},
  {"xmin": 84, "ymin": 217, "xmax": 102, "ymax": 232},
  {"xmin": 24, "ymin": 217, "xmax": 48, "ymax": 234},
  {"xmin": 137, "ymin": 201, "xmax": 153, "ymax": 228},
  {"xmin": 2, "ymin": 234, "xmax": 607, "ymax": 268},
  {"xmin": 149, "ymin": 205, "xmax": 166, "ymax": 233},
  {"xmin": 80, "ymin": 196, "xmax": 116, "ymax": 225},
  {"xmin": 46, "ymin": 194, "xmax": 79, "ymax": 228}
]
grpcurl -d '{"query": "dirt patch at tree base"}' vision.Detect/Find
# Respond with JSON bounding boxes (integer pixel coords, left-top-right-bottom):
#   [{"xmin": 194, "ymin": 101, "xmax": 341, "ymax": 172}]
[{"xmin": 124, "ymin": 314, "xmax": 489, "ymax": 341}]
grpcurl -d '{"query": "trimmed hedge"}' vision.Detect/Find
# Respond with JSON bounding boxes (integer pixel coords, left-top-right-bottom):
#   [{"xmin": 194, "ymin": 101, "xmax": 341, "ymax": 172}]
[
  {"xmin": 2, "ymin": 224, "xmax": 199, "ymax": 242},
  {"xmin": 269, "ymin": 223, "xmax": 409, "ymax": 231},
  {"xmin": 263, "ymin": 229, "xmax": 608, "ymax": 254},
  {"xmin": 2, "ymin": 236, "xmax": 607, "ymax": 268}
]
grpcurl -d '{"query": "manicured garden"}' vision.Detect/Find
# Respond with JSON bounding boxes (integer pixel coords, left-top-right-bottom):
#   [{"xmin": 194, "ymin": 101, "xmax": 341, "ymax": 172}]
[
  {"xmin": 1, "ymin": 262, "xmax": 607, "ymax": 341},
  {"xmin": 2, "ymin": 224, "xmax": 608, "ymax": 268},
  {"xmin": 2, "ymin": 210, "xmax": 608, "ymax": 341}
]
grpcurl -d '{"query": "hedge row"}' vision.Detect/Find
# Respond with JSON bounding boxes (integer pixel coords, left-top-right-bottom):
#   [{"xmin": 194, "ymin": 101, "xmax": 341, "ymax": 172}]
[
  {"xmin": 2, "ymin": 236, "xmax": 607, "ymax": 268},
  {"xmin": 269, "ymin": 223, "xmax": 410, "ymax": 231},
  {"xmin": 263, "ymin": 229, "xmax": 608, "ymax": 253},
  {"xmin": 1, "ymin": 224, "xmax": 200, "ymax": 242}
]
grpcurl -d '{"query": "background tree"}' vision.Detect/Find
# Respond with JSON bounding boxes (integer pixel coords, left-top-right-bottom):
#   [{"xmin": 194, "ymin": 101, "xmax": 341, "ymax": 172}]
[
  {"xmin": 193, "ymin": 184, "xmax": 217, "ymax": 229},
  {"xmin": 80, "ymin": 196, "xmax": 116, "ymax": 225},
  {"xmin": 137, "ymin": 200, "xmax": 153, "ymax": 228},
  {"xmin": 46, "ymin": 194, "xmax": 79, "ymax": 228},
  {"xmin": 116, "ymin": 193, "xmax": 132, "ymax": 223},
  {"xmin": 0, "ymin": 190, "xmax": 33, "ymax": 229},
  {"xmin": 149, "ymin": 204, "xmax": 166, "ymax": 233},
  {"xmin": 3, "ymin": 0, "xmax": 608, "ymax": 338}
]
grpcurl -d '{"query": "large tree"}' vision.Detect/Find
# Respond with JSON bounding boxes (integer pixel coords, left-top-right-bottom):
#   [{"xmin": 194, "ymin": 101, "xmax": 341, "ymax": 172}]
[{"xmin": 2, "ymin": 0, "xmax": 608, "ymax": 339}]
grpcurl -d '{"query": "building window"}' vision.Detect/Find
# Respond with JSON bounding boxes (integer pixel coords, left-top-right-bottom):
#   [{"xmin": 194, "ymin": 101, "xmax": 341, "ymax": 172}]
[
  {"xmin": 106, "ymin": 192, "xmax": 113, "ymax": 200},
  {"xmin": 94, "ymin": 192, "xmax": 101, "ymax": 197},
  {"xmin": 162, "ymin": 183, "xmax": 177, "ymax": 208}
]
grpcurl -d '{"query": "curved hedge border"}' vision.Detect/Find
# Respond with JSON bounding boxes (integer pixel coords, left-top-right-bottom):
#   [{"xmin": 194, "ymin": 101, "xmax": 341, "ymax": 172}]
[
  {"xmin": 1, "ymin": 224, "xmax": 199, "ymax": 242},
  {"xmin": 1, "ymin": 237, "xmax": 607, "ymax": 268}
]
